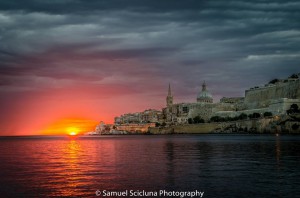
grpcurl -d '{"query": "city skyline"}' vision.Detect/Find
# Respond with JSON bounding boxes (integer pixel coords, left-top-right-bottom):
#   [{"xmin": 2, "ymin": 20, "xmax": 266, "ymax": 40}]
[{"xmin": 0, "ymin": 0, "xmax": 299, "ymax": 135}]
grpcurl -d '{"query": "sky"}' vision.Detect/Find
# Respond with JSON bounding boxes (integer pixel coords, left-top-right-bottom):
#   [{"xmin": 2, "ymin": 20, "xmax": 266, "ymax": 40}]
[{"xmin": 0, "ymin": 0, "xmax": 299, "ymax": 135}]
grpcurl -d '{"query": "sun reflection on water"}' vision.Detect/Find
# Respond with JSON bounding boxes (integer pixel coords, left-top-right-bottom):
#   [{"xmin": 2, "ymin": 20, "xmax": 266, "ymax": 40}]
[
  {"xmin": 0, "ymin": 136, "xmax": 300, "ymax": 197},
  {"xmin": 46, "ymin": 139, "xmax": 117, "ymax": 197}
]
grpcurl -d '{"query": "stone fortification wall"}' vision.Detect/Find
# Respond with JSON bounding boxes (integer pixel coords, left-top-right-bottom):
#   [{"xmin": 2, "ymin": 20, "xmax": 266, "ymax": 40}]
[
  {"xmin": 215, "ymin": 117, "xmax": 300, "ymax": 133},
  {"xmin": 244, "ymin": 79, "xmax": 300, "ymax": 109},
  {"xmin": 213, "ymin": 103, "xmax": 236, "ymax": 113},
  {"xmin": 149, "ymin": 123, "xmax": 217, "ymax": 134},
  {"xmin": 116, "ymin": 123, "xmax": 155, "ymax": 133},
  {"xmin": 220, "ymin": 97, "xmax": 244, "ymax": 104},
  {"xmin": 212, "ymin": 98, "xmax": 300, "ymax": 119},
  {"xmin": 188, "ymin": 107, "xmax": 212, "ymax": 121},
  {"xmin": 268, "ymin": 98, "xmax": 300, "ymax": 114},
  {"xmin": 173, "ymin": 123, "xmax": 216, "ymax": 134},
  {"xmin": 149, "ymin": 116, "xmax": 300, "ymax": 134}
]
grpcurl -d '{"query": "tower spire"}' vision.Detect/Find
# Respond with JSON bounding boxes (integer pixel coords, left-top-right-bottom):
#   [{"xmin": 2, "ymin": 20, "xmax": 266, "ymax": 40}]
[
  {"xmin": 166, "ymin": 83, "xmax": 173, "ymax": 107},
  {"xmin": 168, "ymin": 83, "xmax": 172, "ymax": 96}
]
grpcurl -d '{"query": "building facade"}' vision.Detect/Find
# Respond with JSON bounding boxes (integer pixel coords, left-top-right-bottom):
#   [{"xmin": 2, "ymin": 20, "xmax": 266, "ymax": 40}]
[
  {"xmin": 162, "ymin": 82, "xmax": 228, "ymax": 124},
  {"xmin": 115, "ymin": 109, "xmax": 163, "ymax": 125},
  {"xmin": 162, "ymin": 74, "xmax": 300, "ymax": 124}
]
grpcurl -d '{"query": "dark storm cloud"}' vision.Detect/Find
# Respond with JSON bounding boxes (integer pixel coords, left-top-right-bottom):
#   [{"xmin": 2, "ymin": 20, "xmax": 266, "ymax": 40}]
[
  {"xmin": 0, "ymin": 0, "xmax": 208, "ymax": 13},
  {"xmin": 0, "ymin": 0, "xmax": 299, "ymax": 99}
]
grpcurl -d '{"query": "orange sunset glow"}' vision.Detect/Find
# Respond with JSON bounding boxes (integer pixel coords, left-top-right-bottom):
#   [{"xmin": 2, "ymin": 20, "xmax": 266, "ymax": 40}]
[{"xmin": 40, "ymin": 118, "xmax": 99, "ymax": 135}]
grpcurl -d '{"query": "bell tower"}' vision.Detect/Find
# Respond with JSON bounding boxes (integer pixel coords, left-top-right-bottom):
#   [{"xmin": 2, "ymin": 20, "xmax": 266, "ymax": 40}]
[{"xmin": 166, "ymin": 83, "xmax": 173, "ymax": 108}]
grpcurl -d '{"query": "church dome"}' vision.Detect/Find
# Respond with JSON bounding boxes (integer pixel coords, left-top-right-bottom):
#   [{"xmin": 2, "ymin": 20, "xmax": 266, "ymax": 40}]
[
  {"xmin": 198, "ymin": 90, "xmax": 212, "ymax": 99},
  {"xmin": 197, "ymin": 82, "xmax": 213, "ymax": 103}
]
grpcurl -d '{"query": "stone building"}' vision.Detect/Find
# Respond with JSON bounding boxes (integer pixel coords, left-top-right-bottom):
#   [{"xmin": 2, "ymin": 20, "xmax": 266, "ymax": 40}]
[
  {"xmin": 115, "ymin": 109, "xmax": 163, "ymax": 124},
  {"xmin": 162, "ymin": 82, "xmax": 233, "ymax": 124},
  {"xmin": 114, "ymin": 74, "xmax": 300, "ymax": 127},
  {"xmin": 244, "ymin": 76, "xmax": 300, "ymax": 110},
  {"xmin": 220, "ymin": 97, "xmax": 244, "ymax": 104},
  {"xmin": 162, "ymin": 74, "xmax": 300, "ymax": 124}
]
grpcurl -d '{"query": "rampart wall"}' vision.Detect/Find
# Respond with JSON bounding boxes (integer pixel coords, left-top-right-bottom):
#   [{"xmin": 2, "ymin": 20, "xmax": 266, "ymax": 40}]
[
  {"xmin": 149, "ymin": 117, "xmax": 300, "ymax": 134},
  {"xmin": 244, "ymin": 80, "xmax": 300, "ymax": 108},
  {"xmin": 116, "ymin": 123, "xmax": 155, "ymax": 133}
]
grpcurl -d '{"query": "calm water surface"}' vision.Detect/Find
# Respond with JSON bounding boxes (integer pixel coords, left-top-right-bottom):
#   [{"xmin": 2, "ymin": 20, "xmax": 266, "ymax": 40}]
[{"xmin": 0, "ymin": 135, "xmax": 299, "ymax": 198}]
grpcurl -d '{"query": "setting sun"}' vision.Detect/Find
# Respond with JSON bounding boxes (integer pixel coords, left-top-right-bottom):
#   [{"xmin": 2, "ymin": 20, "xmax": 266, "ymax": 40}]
[
  {"xmin": 68, "ymin": 132, "xmax": 77, "ymax": 136},
  {"xmin": 40, "ymin": 118, "xmax": 98, "ymax": 135},
  {"xmin": 67, "ymin": 127, "xmax": 79, "ymax": 136},
  {"xmin": 68, "ymin": 131, "xmax": 78, "ymax": 136}
]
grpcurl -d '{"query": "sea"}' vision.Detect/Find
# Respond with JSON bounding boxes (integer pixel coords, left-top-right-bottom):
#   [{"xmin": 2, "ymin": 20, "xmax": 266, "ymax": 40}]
[{"xmin": 0, "ymin": 134, "xmax": 299, "ymax": 198}]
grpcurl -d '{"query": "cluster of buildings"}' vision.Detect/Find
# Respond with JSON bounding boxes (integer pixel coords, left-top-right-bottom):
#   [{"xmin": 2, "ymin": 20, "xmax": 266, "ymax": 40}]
[
  {"xmin": 114, "ymin": 73, "xmax": 300, "ymax": 127},
  {"xmin": 114, "ymin": 109, "xmax": 163, "ymax": 124},
  {"xmin": 165, "ymin": 75, "xmax": 300, "ymax": 125}
]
